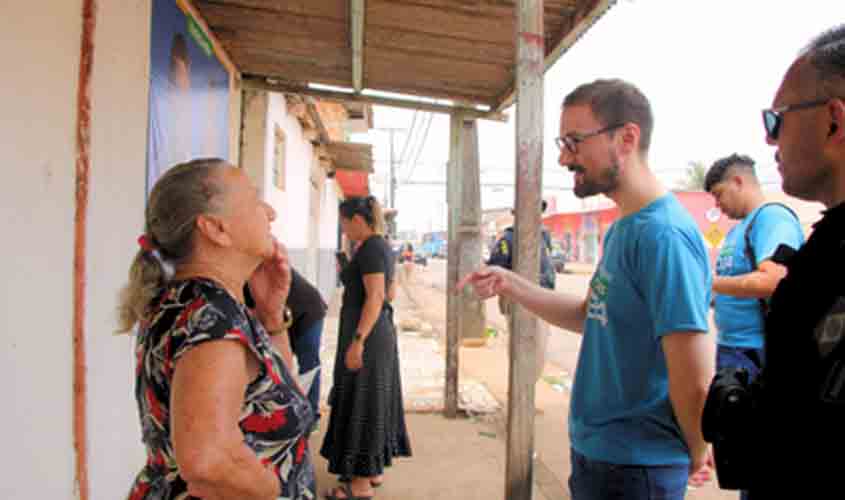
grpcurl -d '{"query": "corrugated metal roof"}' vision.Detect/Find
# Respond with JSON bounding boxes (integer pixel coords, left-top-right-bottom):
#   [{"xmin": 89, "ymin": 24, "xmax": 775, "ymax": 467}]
[{"xmin": 194, "ymin": 0, "xmax": 616, "ymax": 111}]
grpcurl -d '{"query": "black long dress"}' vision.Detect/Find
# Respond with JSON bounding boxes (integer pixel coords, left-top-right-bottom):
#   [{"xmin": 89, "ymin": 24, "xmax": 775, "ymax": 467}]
[{"xmin": 320, "ymin": 235, "xmax": 412, "ymax": 477}]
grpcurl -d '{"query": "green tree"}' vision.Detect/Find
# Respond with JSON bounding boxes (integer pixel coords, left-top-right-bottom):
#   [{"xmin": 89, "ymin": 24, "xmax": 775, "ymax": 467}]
[{"xmin": 678, "ymin": 160, "xmax": 707, "ymax": 191}]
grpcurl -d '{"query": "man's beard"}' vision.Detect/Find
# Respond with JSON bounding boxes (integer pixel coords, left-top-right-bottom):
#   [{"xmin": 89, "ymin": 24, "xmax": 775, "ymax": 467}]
[{"xmin": 571, "ymin": 154, "xmax": 621, "ymax": 199}]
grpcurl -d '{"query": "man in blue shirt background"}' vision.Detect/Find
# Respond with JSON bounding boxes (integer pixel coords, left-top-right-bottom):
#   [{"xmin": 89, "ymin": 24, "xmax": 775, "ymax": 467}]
[
  {"xmin": 704, "ymin": 154, "xmax": 804, "ymax": 500},
  {"xmin": 458, "ymin": 79, "xmax": 714, "ymax": 499},
  {"xmin": 705, "ymin": 154, "xmax": 804, "ymax": 381}
]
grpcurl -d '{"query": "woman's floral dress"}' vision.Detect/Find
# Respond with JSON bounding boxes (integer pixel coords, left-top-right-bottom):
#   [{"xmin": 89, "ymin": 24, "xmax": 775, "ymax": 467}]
[{"xmin": 128, "ymin": 279, "xmax": 316, "ymax": 500}]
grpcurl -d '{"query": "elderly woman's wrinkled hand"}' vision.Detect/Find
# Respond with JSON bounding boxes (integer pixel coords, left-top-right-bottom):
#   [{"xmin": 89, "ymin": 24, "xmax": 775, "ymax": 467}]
[
  {"xmin": 249, "ymin": 238, "xmax": 292, "ymax": 330},
  {"xmin": 454, "ymin": 266, "xmax": 510, "ymax": 299}
]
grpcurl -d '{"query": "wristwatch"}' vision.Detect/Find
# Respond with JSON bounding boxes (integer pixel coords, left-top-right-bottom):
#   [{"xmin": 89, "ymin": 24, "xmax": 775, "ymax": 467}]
[{"xmin": 354, "ymin": 332, "xmax": 366, "ymax": 343}]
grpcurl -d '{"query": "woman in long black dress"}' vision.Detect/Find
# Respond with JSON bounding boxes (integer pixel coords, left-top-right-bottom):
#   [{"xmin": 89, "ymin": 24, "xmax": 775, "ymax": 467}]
[{"xmin": 321, "ymin": 196, "xmax": 411, "ymax": 500}]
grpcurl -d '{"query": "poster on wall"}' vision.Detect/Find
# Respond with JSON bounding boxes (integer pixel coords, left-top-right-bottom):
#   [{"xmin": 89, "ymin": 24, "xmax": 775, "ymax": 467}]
[{"xmin": 147, "ymin": 0, "xmax": 230, "ymax": 194}]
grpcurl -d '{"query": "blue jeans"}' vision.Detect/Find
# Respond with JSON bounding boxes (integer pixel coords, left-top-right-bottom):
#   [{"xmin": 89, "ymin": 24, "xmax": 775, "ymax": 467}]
[
  {"xmin": 716, "ymin": 345, "xmax": 764, "ymax": 500},
  {"xmin": 569, "ymin": 449, "xmax": 689, "ymax": 500},
  {"xmin": 290, "ymin": 319, "xmax": 324, "ymax": 418}
]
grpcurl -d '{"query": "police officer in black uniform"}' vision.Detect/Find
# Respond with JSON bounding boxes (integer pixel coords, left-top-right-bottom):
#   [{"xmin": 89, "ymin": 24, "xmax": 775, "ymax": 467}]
[{"xmin": 487, "ymin": 200, "xmax": 556, "ymax": 382}]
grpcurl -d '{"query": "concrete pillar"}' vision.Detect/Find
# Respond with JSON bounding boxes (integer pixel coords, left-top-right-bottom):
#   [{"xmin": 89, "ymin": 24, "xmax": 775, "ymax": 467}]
[
  {"xmin": 457, "ymin": 118, "xmax": 486, "ymax": 347},
  {"xmin": 445, "ymin": 112, "xmax": 487, "ymax": 419}
]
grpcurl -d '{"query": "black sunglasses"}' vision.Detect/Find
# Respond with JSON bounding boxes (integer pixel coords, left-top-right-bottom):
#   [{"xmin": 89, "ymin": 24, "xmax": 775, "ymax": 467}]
[
  {"xmin": 762, "ymin": 98, "xmax": 831, "ymax": 141},
  {"xmin": 555, "ymin": 123, "xmax": 625, "ymax": 154}
]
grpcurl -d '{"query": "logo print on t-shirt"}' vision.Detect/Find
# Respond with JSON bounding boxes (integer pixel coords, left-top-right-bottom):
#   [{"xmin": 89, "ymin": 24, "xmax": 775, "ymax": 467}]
[
  {"xmin": 716, "ymin": 243, "xmax": 735, "ymax": 275},
  {"xmin": 587, "ymin": 266, "xmax": 611, "ymax": 327}
]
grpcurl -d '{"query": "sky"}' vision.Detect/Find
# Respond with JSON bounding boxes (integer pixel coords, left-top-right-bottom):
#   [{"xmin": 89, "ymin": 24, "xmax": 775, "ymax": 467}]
[{"xmin": 350, "ymin": 0, "xmax": 845, "ymax": 234}]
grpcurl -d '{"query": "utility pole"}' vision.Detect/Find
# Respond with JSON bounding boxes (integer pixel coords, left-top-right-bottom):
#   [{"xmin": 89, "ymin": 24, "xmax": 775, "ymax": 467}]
[
  {"xmin": 375, "ymin": 127, "xmax": 406, "ymax": 237},
  {"xmin": 375, "ymin": 127, "xmax": 405, "ymax": 208}
]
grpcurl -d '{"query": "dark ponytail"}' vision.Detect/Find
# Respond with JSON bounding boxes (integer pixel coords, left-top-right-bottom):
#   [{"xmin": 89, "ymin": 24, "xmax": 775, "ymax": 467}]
[{"xmin": 339, "ymin": 195, "xmax": 385, "ymax": 235}]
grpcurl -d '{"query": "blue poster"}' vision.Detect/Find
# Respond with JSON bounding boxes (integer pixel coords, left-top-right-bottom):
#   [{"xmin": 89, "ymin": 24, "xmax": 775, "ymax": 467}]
[{"xmin": 147, "ymin": 0, "xmax": 230, "ymax": 194}]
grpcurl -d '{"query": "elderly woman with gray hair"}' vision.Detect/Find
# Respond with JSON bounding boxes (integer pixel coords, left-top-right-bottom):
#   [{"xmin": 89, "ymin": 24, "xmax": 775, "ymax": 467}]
[{"xmin": 119, "ymin": 158, "xmax": 315, "ymax": 500}]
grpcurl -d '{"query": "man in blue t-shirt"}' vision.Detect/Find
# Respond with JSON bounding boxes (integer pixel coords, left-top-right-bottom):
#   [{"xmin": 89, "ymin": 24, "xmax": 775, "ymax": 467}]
[
  {"xmin": 705, "ymin": 154, "xmax": 804, "ymax": 382},
  {"xmin": 458, "ymin": 79, "xmax": 714, "ymax": 499}
]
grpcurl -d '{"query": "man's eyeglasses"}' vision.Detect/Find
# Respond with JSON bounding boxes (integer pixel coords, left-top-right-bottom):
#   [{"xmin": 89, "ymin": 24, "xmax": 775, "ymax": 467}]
[
  {"xmin": 762, "ymin": 98, "xmax": 832, "ymax": 141},
  {"xmin": 555, "ymin": 123, "xmax": 625, "ymax": 154}
]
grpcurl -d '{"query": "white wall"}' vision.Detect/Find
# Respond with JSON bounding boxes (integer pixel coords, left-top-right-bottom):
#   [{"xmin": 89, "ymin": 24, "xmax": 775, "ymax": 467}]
[
  {"xmin": 318, "ymin": 179, "xmax": 342, "ymax": 296},
  {"xmin": 0, "ymin": 2, "xmax": 244, "ymax": 498},
  {"xmin": 265, "ymin": 92, "xmax": 314, "ymax": 258},
  {"xmin": 86, "ymin": 2, "xmax": 152, "ymax": 498},
  {"xmin": 240, "ymin": 91, "xmax": 341, "ymax": 296},
  {"xmin": 0, "ymin": 2, "xmax": 82, "ymax": 498}
]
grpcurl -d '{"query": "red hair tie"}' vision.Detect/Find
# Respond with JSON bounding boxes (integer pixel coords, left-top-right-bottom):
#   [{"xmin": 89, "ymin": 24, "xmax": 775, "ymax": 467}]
[{"xmin": 137, "ymin": 235, "xmax": 154, "ymax": 252}]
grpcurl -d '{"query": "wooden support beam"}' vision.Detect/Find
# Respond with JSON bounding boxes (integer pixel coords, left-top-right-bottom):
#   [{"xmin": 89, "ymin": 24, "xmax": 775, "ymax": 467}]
[
  {"xmin": 305, "ymin": 98, "xmax": 332, "ymax": 144},
  {"xmin": 493, "ymin": 0, "xmax": 616, "ymax": 112},
  {"xmin": 350, "ymin": 0, "xmax": 365, "ymax": 92},
  {"xmin": 543, "ymin": 0, "xmax": 615, "ymax": 74},
  {"xmin": 242, "ymin": 75, "xmax": 508, "ymax": 122},
  {"xmin": 444, "ymin": 111, "xmax": 464, "ymax": 419},
  {"xmin": 506, "ymin": 0, "xmax": 544, "ymax": 498}
]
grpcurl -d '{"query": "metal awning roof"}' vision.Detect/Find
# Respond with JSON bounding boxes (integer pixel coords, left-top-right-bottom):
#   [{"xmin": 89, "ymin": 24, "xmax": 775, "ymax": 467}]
[
  {"xmin": 325, "ymin": 141, "xmax": 374, "ymax": 173},
  {"xmin": 194, "ymin": 0, "xmax": 615, "ymax": 118}
]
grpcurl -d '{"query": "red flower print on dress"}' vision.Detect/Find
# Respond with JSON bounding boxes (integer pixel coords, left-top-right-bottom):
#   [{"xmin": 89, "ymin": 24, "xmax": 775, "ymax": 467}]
[
  {"xmin": 295, "ymin": 436, "xmax": 307, "ymax": 464},
  {"xmin": 264, "ymin": 357, "xmax": 282, "ymax": 384},
  {"xmin": 130, "ymin": 280, "xmax": 316, "ymax": 499},
  {"xmin": 228, "ymin": 328, "xmax": 250, "ymax": 346},
  {"xmin": 242, "ymin": 408, "xmax": 288, "ymax": 433},
  {"xmin": 175, "ymin": 298, "xmax": 206, "ymax": 328},
  {"xmin": 128, "ymin": 481, "xmax": 150, "ymax": 500},
  {"xmin": 136, "ymin": 347, "xmax": 144, "ymax": 376}
]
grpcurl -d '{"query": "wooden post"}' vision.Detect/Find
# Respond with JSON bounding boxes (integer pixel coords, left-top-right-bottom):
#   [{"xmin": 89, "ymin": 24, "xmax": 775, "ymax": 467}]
[
  {"xmin": 457, "ymin": 118, "xmax": 486, "ymax": 346},
  {"xmin": 350, "ymin": 0, "xmax": 365, "ymax": 93},
  {"xmin": 507, "ymin": 0, "xmax": 544, "ymax": 499},
  {"xmin": 444, "ymin": 111, "xmax": 464, "ymax": 418}
]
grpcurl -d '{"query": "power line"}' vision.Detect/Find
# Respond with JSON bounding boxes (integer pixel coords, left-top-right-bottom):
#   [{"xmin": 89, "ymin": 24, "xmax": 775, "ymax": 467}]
[
  {"xmin": 403, "ymin": 113, "xmax": 434, "ymax": 183},
  {"xmin": 374, "ymin": 127, "xmax": 407, "ymax": 209},
  {"xmin": 397, "ymin": 111, "xmax": 418, "ymax": 167}
]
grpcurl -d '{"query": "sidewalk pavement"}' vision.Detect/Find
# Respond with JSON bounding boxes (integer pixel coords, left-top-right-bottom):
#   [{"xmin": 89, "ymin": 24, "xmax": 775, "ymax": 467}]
[{"xmin": 308, "ymin": 267, "xmax": 733, "ymax": 500}]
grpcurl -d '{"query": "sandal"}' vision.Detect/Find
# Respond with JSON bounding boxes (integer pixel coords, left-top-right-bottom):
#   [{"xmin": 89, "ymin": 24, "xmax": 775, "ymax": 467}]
[
  {"xmin": 338, "ymin": 476, "xmax": 382, "ymax": 488},
  {"xmin": 325, "ymin": 484, "xmax": 374, "ymax": 500}
]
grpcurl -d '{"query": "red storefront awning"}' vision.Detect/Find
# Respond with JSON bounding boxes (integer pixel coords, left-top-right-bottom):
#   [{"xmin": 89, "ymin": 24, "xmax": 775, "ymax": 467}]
[
  {"xmin": 326, "ymin": 141, "xmax": 373, "ymax": 198},
  {"xmin": 334, "ymin": 168, "xmax": 370, "ymax": 198}
]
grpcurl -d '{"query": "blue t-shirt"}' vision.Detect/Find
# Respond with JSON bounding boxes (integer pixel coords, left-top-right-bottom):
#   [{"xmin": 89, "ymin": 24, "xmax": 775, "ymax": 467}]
[
  {"xmin": 570, "ymin": 194, "xmax": 711, "ymax": 466},
  {"xmin": 714, "ymin": 204, "xmax": 804, "ymax": 349}
]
